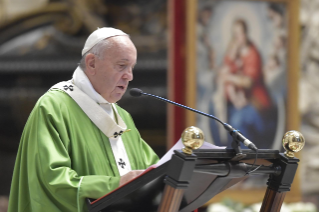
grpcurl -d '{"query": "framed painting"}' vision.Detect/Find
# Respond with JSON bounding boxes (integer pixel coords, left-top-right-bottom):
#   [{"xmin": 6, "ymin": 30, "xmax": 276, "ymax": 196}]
[{"xmin": 168, "ymin": 0, "xmax": 300, "ymax": 204}]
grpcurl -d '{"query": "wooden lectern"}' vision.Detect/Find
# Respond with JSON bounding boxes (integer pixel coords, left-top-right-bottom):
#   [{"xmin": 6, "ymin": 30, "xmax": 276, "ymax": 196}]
[
  {"xmin": 86, "ymin": 151, "xmax": 300, "ymax": 211},
  {"xmin": 86, "ymin": 130, "xmax": 304, "ymax": 212}
]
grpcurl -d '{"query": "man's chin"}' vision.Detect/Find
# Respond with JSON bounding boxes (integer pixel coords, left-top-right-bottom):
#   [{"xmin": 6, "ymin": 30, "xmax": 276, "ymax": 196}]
[{"xmin": 108, "ymin": 93, "xmax": 125, "ymax": 103}]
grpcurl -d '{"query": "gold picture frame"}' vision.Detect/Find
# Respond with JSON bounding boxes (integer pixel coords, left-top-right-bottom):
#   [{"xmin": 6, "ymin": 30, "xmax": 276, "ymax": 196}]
[{"xmin": 168, "ymin": 0, "xmax": 301, "ymax": 204}]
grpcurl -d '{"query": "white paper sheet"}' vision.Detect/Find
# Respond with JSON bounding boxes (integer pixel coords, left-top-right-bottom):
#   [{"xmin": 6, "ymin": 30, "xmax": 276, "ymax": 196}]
[{"xmin": 156, "ymin": 139, "xmax": 226, "ymax": 166}]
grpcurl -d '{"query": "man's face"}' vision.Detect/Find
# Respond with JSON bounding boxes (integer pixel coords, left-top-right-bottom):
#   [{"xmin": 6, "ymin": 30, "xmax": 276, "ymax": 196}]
[{"xmin": 88, "ymin": 36, "xmax": 137, "ymax": 103}]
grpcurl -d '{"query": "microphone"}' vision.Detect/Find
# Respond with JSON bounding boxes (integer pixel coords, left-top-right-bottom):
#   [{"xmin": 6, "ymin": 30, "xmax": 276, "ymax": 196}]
[
  {"xmin": 129, "ymin": 88, "xmax": 258, "ymax": 151},
  {"xmin": 223, "ymin": 123, "xmax": 258, "ymax": 151},
  {"xmin": 130, "ymin": 88, "xmax": 143, "ymax": 97}
]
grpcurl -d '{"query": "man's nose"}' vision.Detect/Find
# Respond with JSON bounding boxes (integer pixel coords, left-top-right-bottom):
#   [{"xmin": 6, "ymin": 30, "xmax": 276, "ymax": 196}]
[{"xmin": 123, "ymin": 68, "xmax": 133, "ymax": 81}]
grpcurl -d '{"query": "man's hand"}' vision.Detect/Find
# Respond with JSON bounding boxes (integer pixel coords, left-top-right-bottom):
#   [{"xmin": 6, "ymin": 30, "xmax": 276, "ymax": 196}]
[{"xmin": 119, "ymin": 170, "xmax": 144, "ymax": 186}]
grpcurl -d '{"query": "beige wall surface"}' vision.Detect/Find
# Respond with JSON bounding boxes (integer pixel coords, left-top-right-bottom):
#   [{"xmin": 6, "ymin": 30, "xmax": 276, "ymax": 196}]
[{"xmin": 0, "ymin": 0, "xmax": 48, "ymax": 23}]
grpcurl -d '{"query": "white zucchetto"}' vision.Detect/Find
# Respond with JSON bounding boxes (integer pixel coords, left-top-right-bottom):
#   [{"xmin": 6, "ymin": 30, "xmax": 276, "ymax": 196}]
[{"xmin": 81, "ymin": 27, "xmax": 127, "ymax": 56}]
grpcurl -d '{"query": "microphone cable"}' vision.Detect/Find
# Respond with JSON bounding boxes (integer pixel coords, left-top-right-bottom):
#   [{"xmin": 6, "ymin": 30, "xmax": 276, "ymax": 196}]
[{"xmin": 245, "ymin": 149, "xmax": 262, "ymax": 175}]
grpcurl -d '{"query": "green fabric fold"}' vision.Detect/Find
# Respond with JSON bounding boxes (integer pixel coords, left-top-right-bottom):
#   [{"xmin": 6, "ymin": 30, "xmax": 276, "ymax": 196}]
[{"xmin": 8, "ymin": 90, "xmax": 159, "ymax": 212}]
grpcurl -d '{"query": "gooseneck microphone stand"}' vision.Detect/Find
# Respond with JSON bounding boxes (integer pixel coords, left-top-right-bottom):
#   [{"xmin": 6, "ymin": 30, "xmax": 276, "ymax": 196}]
[{"xmin": 130, "ymin": 88, "xmax": 258, "ymax": 160}]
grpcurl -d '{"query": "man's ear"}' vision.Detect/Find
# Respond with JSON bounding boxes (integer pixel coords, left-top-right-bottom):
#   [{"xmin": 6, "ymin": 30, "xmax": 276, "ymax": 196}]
[{"xmin": 85, "ymin": 53, "xmax": 96, "ymax": 75}]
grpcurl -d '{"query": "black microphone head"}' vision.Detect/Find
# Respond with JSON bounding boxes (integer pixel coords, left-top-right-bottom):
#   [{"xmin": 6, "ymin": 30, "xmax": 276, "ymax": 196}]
[{"xmin": 130, "ymin": 88, "xmax": 143, "ymax": 97}]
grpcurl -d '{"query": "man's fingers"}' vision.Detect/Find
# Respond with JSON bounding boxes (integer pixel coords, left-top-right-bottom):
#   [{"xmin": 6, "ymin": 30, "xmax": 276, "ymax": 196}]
[
  {"xmin": 134, "ymin": 170, "xmax": 144, "ymax": 175},
  {"xmin": 119, "ymin": 170, "xmax": 145, "ymax": 186}
]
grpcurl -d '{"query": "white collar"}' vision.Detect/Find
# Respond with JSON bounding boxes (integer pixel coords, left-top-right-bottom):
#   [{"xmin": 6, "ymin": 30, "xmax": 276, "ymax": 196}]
[
  {"xmin": 50, "ymin": 81, "xmax": 128, "ymax": 138},
  {"xmin": 72, "ymin": 66, "xmax": 110, "ymax": 105}
]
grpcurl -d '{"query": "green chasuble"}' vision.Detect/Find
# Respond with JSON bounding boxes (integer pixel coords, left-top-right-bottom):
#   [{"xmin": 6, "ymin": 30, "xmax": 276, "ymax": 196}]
[{"xmin": 8, "ymin": 89, "xmax": 159, "ymax": 212}]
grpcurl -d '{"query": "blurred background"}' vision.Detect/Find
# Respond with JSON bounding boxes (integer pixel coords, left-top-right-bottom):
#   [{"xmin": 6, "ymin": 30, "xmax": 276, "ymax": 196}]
[{"xmin": 0, "ymin": 0, "xmax": 319, "ymax": 211}]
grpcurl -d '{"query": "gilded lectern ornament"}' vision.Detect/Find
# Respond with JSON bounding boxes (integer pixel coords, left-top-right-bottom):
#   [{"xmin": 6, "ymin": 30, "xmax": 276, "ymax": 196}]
[
  {"xmin": 282, "ymin": 130, "xmax": 305, "ymax": 158},
  {"xmin": 181, "ymin": 126, "xmax": 205, "ymax": 154}
]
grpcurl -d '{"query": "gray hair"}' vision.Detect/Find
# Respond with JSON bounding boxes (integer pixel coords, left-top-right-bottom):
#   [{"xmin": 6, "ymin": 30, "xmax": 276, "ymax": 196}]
[{"xmin": 79, "ymin": 38, "xmax": 114, "ymax": 70}]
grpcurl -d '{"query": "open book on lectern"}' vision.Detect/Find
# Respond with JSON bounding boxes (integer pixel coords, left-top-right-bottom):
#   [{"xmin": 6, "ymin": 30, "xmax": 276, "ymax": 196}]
[
  {"xmin": 87, "ymin": 139, "xmax": 228, "ymax": 212},
  {"xmin": 93, "ymin": 139, "xmax": 225, "ymax": 199},
  {"xmin": 155, "ymin": 139, "xmax": 225, "ymax": 166}
]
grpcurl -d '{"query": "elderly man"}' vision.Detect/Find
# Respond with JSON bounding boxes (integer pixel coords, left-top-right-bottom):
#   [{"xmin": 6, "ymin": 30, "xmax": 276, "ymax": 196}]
[{"xmin": 8, "ymin": 28, "xmax": 159, "ymax": 212}]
